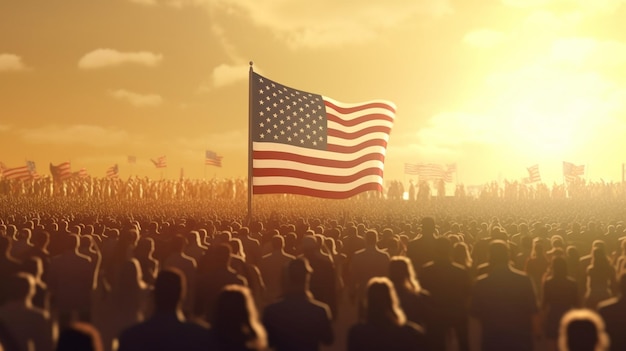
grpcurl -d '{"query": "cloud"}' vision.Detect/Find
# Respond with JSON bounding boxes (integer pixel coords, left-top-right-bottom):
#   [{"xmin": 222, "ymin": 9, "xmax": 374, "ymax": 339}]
[
  {"xmin": 209, "ymin": 0, "xmax": 453, "ymax": 49},
  {"xmin": 211, "ymin": 63, "xmax": 250, "ymax": 88},
  {"xmin": 109, "ymin": 89, "xmax": 164, "ymax": 107},
  {"xmin": 19, "ymin": 125, "xmax": 131, "ymax": 147},
  {"xmin": 0, "ymin": 124, "xmax": 10, "ymax": 132},
  {"xmin": 0, "ymin": 54, "xmax": 28, "ymax": 72},
  {"xmin": 463, "ymin": 29, "xmax": 507, "ymax": 49},
  {"xmin": 78, "ymin": 49, "xmax": 163, "ymax": 70},
  {"xmin": 551, "ymin": 38, "xmax": 626, "ymax": 69},
  {"xmin": 503, "ymin": 0, "xmax": 625, "ymax": 14}
]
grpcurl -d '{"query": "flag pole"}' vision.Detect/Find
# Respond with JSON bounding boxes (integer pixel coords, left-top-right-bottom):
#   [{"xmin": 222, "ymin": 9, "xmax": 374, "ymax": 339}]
[{"xmin": 247, "ymin": 61, "xmax": 254, "ymax": 223}]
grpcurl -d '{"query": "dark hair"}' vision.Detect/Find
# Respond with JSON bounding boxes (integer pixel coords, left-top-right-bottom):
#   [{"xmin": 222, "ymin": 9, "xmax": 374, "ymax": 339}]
[
  {"xmin": 211, "ymin": 285, "xmax": 267, "ymax": 351},
  {"xmin": 154, "ymin": 269, "xmax": 184, "ymax": 311},
  {"xmin": 365, "ymin": 277, "xmax": 406, "ymax": 326},
  {"xmin": 55, "ymin": 322, "xmax": 103, "ymax": 351}
]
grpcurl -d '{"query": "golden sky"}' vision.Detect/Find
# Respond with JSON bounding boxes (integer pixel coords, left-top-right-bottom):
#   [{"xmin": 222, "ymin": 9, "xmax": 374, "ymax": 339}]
[{"xmin": 2, "ymin": 0, "xmax": 626, "ymax": 185}]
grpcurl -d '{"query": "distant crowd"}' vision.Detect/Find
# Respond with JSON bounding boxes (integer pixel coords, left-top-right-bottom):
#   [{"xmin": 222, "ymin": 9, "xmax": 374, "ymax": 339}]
[{"xmin": 0, "ymin": 194, "xmax": 625, "ymax": 351}]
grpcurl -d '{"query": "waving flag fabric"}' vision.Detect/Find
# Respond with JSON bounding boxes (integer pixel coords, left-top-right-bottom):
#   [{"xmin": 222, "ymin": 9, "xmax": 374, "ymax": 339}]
[
  {"xmin": 2, "ymin": 161, "xmax": 36, "ymax": 181},
  {"xmin": 251, "ymin": 72, "xmax": 395, "ymax": 199},
  {"xmin": 106, "ymin": 164, "xmax": 119, "ymax": 178},
  {"xmin": 50, "ymin": 162, "xmax": 72, "ymax": 181},
  {"xmin": 151, "ymin": 156, "xmax": 167, "ymax": 168},
  {"xmin": 526, "ymin": 164, "xmax": 541, "ymax": 183},
  {"xmin": 563, "ymin": 161, "xmax": 585, "ymax": 182},
  {"xmin": 205, "ymin": 150, "xmax": 223, "ymax": 167}
]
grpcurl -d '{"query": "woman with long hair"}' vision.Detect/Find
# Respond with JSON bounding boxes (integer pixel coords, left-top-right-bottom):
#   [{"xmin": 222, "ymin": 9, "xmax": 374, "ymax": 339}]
[
  {"xmin": 584, "ymin": 247, "xmax": 617, "ymax": 309},
  {"xmin": 347, "ymin": 277, "xmax": 428, "ymax": 351},
  {"xmin": 209, "ymin": 285, "xmax": 267, "ymax": 351},
  {"xmin": 388, "ymin": 256, "xmax": 431, "ymax": 328}
]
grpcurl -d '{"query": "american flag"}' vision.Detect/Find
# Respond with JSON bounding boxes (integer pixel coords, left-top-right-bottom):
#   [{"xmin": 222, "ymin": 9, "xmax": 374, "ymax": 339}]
[
  {"xmin": 50, "ymin": 162, "xmax": 72, "ymax": 181},
  {"xmin": 526, "ymin": 164, "xmax": 541, "ymax": 183},
  {"xmin": 563, "ymin": 161, "xmax": 585, "ymax": 182},
  {"xmin": 205, "ymin": 150, "xmax": 223, "ymax": 167},
  {"xmin": 251, "ymin": 72, "xmax": 395, "ymax": 199},
  {"xmin": 128, "ymin": 155, "xmax": 137, "ymax": 164},
  {"xmin": 404, "ymin": 163, "xmax": 421, "ymax": 175},
  {"xmin": 151, "ymin": 156, "xmax": 167, "ymax": 168},
  {"xmin": 73, "ymin": 168, "xmax": 89, "ymax": 178},
  {"xmin": 106, "ymin": 164, "xmax": 119, "ymax": 178},
  {"xmin": 2, "ymin": 161, "xmax": 36, "ymax": 181}
]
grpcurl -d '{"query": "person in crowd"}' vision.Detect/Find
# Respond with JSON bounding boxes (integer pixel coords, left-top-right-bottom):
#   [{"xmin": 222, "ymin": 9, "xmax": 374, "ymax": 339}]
[
  {"xmin": 584, "ymin": 246, "xmax": 616, "ymax": 309},
  {"xmin": 388, "ymin": 256, "xmax": 432, "ymax": 331},
  {"xmin": 208, "ymin": 285, "xmax": 267, "ymax": 351},
  {"xmin": 56, "ymin": 322, "xmax": 103, "ymax": 351},
  {"xmin": 420, "ymin": 237, "xmax": 471, "ymax": 351},
  {"xmin": 406, "ymin": 217, "xmax": 438, "ymax": 275},
  {"xmin": 117, "ymin": 269, "xmax": 210, "ymax": 351},
  {"xmin": 557, "ymin": 309, "xmax": 609, "ymax": 351},
  {"xmin": 0, "ymin": 273, "xmax": 55, "ymax": 351},
  {"xmin": 262, "ymin": 257, "xmax": 334, "ymax": 351},
  {"xmin": 598, "ymin": 273, "xmax": 626, "ymax": 351},
  {"xmin": 258, "ymin": 235, "xmax": 295, "ymax": 305},
  {"xmin": 348, "ymin": 229, "xmax": 390, "ymax": 308},
  {"xmin": 542, "ymin": 256, "xmax": 579, "ymax": 350},
  {"xmin": 470, "ymin": 240, "xmax": 538, "ymax": 351},
  {"xmin": 347, "ymin": 277, "xmax": 428, "ymax": 351},
  {"xmin": 300, "ymin": 235, "xmax": 337, "ymax": 319}
]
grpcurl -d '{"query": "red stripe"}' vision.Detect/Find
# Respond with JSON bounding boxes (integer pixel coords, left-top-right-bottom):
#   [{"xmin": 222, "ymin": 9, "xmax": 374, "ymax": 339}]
[
  {"xmin": 327, "ymin": 126, "xmax": 392, "ymax": 140},
  {"xmin": 253, "ymin": 182, "xmax": 382, "ymax": 199},
  {"xmin": 324, "ymin": 100, "xmax": 395, "ymax": 114},
  {"xmin": 253, "ymin": 167, "xmax": 383, "ymax": 184},
  {"xmin": 327, "ymin": 113, "xmax": 394, "ymax": 127},
  {"xmin": 253, "ymin": 150, "xmax": 384, "ymax": 169},
  {"xmin": 327, "ymin": 139, "xmax": 387, "ymax": 154}
]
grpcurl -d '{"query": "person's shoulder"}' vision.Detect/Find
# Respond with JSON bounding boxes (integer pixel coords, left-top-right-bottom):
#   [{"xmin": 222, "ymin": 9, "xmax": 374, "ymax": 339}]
[
  {"xmin": 597, "ymin": 297, "xmax": 620, "ymax": 312},
  {"xmin": 403, "ymin": 321, "xmax": 425, "ymax": 335}
]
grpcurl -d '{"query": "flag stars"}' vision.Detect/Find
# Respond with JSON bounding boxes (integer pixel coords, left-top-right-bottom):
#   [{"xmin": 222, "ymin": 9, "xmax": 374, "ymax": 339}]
[
  {"xmin": 266, "ymin": 107, "xmax": 271, "ymax": 111},
  {"xmin": 259, "ymin": 122, "xmax": 264, "ymax": 128},
  {"xmin": 274, "ymin": 135, "xmax": 279, "ymax": 140},
  {"xmin": 259, "ymin": 100, "xmax": 264, "ymax": 105},
  {"xmin": 306, "ymin": 124, "xmax": 311, "ymax": 129},
  {"xmin": 266, "ymin": 129, "xmax": 271, "ymax": 134},
  {"xmin": 266, "ymin": 117, "xmax": 271, "ymax": 123},
  {"xmin": 280, "ymin": 120, "xmax": 285, "ymax": 125},
  {"xmin": 260, "ymin": 133, "xmax": 265, "ymax": 138},
  {"xmin": 259, "ymin": 89, "xmax": 264, "ymax": 94}
]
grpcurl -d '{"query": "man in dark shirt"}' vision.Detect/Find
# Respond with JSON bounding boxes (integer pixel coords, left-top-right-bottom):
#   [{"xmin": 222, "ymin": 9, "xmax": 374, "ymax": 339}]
[
  {"xmin": 470, "ymin": 240, "xmax": 538, "ymax": 351},
  {"xmin": 262, "ymin": 257, "xmax": 334, "ymax": 351},
  {"xmin": 118, "ymin": 269, "xmax": 210, "ymax": 351},
  {"xmin": 598, "ymin": 273, "xmax": 626, "ymax": 351}
]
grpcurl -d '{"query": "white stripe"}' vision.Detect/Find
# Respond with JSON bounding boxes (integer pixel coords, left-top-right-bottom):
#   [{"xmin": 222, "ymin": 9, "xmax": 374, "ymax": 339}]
[
  {"xmin": 328, "ymin": 132, "xmax": 390, "ymax": 147},
  {"xmin": 253, "ymin": 159, "xmax": 385, "ymax": 176},
  {"xmin": 325, "ymin": 106, "xmax": 396, "ymax": 121},
  {"xmin": 323, "ymin": 96, "xmax": 396, "ymax": 111},
  {"xmin": 253, "ymin": 142, "xmax": 386, "ymax": 161},
  {"xmin": 253, "ymin": 174, "xmax": 383, "ymax": 191},
  {"xmin": 327, "ymin": 119, "xmax": 394, "ymax": 134}
]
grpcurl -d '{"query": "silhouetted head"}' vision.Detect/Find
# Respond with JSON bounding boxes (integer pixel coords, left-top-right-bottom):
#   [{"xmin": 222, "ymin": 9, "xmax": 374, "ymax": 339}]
[
  {"xmin": 433, "ymin": 237, "xmax": 453, "ymax": 261},
  {"xmin": 271, "ymin": 235, "xmax": 284, "ymax": 251},
  {"xmin": 365, "ymin": 277, "xmax": 406, "ymax": 326},
  {"xmin": 286, "ymin": 257, "xmax": 313, "ymax": 289},
  {"xmin": 211, "ymin": 285, "xmax": 267, "ymax": 351},
  {"xmin": 55, "ymin": 322, "xmax": 103, "ymax": 351},
  {"xmin": 213, "ymin": 243, "xmax": 232, "ymax": 268},
  {"xmin": 389, "ymin": 256, "xmax": 420, "ymax": 293},
  {"xmin": 154, "ymin": 269, "xmax": 185, "ymax": 312},
  {"xmin": 488, "ymin": 240, "xmax": 509, "ymax": 266},
  {"xmin": 364, "ymin": 230, "xmax": 378, "ymax": 247},
  {"xmin": 421, "ymin": 217, "xmax": 436, "ymax": 236},
  {"xmin": 552, "ymin": 256, "xmax": 568, "ymax": 279},
  {"xmin": 558, "ymin": 309, "xmax": 608, "ymax": 351}
]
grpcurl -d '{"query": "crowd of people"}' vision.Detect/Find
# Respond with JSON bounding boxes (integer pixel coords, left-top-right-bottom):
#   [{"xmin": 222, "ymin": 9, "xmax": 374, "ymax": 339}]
[{"xmin": 0, "ymin": 189, "xmax": 625, "ymax": 351}]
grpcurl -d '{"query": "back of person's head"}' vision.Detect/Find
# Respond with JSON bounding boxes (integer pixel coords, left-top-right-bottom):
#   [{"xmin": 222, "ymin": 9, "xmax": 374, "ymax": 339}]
[
  {"xmin": 552, "ymin": 256, "xmax": 568, "ymax": 279},
  {"xmin": 364, "ymin": 230, "xmax": 378, "ymax": 246},
  {"xmin": 388, "ymin": 256, "xmax": 419, "ymax": 293},
  {"xmin": 488, "ymin": 240, "xmax": 509, "ymax": 266},
  {"xmin": 558, "ymin": 309, "xmax": 608, "ymax": 351},
  {"xmin": 213, "ymin": 243, "xmax": 232, "ymax": 268},
  {"xmin": 8, "ymin": 273, "xmax": 35, "ymax": 302},
  {"xmin": 421, "ymin": 217, "xmax": 436, "ymax": 235},
  {"xmin": 153, "ymin": 269, "xmax": 184, "ymax": 311},
  {"xmin": 433, "ymin": 237, "xmax": 453, "ymax": 261},
  {"xmin": 212, "ymin": 285, "xmax": 267, "ymax": 351},
  {"xmin": 301, "ymin": 235, "xmax": 318, "ymax": 254},
  {"xmin": 171, "ymin": 234, "xmax": 187, "ymax": 253},
  {"xmin": 365, "ymin": 277, "xmax": 406, "ymax": 326},
  {"xmin": 55, "ymin": 322, "xmax": 103, "ymax": 351},
  {"xmin": 31, "ymin": 229, "xmax": 50, "ymax": 249},
  {"xmin": 286, "ymin": 257, "xmax": 313, "ymax": 288},
  {"xmin": 271, "ymin": 235, "xmax": 285, "ymax": 251}
]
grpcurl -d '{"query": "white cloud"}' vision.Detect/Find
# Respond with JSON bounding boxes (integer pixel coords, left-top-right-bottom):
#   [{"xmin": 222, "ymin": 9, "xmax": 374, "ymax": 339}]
[
  {"xmin": 463, "ymin": 29, "xmax": 507, "ymax": 49},
  {"xmin": 0, "ymin": 54, "xmax": 28, "ymax": 72},
  {"xmin": 551, "ymin": 38, "xmax": 626, "ymax": 68},
  {"xmin": 211, "ymin": 63, "xmax": 250, "ymax": 88},
  {"xmin": 209, "ymin": 0, "xmax": 453, "ymax": 49},
  {"xmin": 78, "ymin": 49, "xmax": 163, "ymax": 70},
  {"xmin": 109, "ymin": 89, "xmax": 164, "ymax": 107},
  {"xmin": 19, "ymin": 125, "xmax": 131, "ymax": 147}
]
